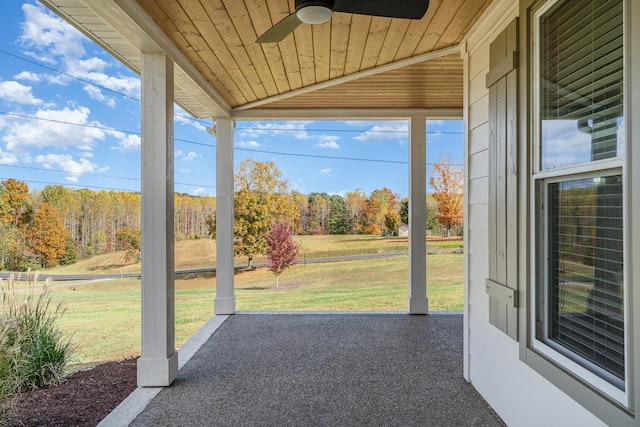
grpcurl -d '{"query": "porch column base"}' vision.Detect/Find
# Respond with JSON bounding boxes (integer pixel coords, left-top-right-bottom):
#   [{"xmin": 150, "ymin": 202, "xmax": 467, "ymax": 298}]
[
  {"xmin": 408, "ymin": 296, "xmax": 429, "ymax": 315},
  {"xmin": 215, "ymin": 296, "xmax": 236, "ymax": 315},
  {"xmin": 137, "ymin": 352, "xmax": 178, "ymax": 387}
]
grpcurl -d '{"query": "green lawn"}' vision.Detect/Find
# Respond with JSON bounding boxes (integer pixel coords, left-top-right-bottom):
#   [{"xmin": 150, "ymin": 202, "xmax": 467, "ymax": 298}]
[
  {"xmin": 47, "ymin": 252, "xmax": 462, "ymax": 366},
  {"xmin": 31, "ymin": 235, "xmax": 464, "ymax": 366}
]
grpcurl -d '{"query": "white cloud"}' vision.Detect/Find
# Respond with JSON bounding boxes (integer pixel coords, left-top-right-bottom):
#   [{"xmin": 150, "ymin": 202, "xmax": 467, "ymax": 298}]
[
  {"xmin": 67, "ymin": 57, "xmax": 109, "ymax": 74},
  {"xmin": 20, "ymin": 4, "xmax": 86, "ymax": 62},
  {"xmin": 319, "ymin": 168, "xmax": 331, "ymax": 176},
  {"xmin": 0, "ymin": 81, "xmax": 42, "ymax": 105},
  {"xmin": 83, "ymin": 84, "xmax": 116, "ymax": 107},
  {"xmin": 18, "ymin": 3, "xmax": 141, "ymax": 105},
  {"xmin": 13, "ymin": 71, "xmax": 41, "ymax": 82},
  {"xmin": 354, "ymin": 121, "xmax": 408, "ymax": 144},
  {"xmin": 72, "ymin": 72, "xmax": 140, "ymax": 100},
  {"xmin": 315, "ymin": 140, "xmax": 340, "ymax": 149},
  {"xmin": 192, "ymin": 187, "xmax": 206, "ymax": 196},
  {"xmin": 0, "ymin": 148, "xmax": 18, "ymax": 165},
  {"xmin": 35, "ymin": 153, "xmax": 108, "ymax": 182},
  {"xmin": 3, "ymin": 106, "xmax": 105, "ymax": 152},
  {"xmin": 42, "ymin": 73, "xmax": 68, "ymax": 86},
  {"xmin": 110, "ymin": 133, "xmax": 141, "ymax": 152},
  {"xmin": 237, "ymin": 121, "xmax": 312, "ymax": 140},
  {"xmin": 175, "ymin": 150, "xmax": 200, "ymax": 161},
  {"xmin": 314, "ymin": 135, "xmax": 340, "ymax": 149},
  {"xmin": 184, "ymin": 151, "xmax": 199, "ymax": 162},
  {"xmin": 237, "ymin": 140, "xmax": 260, "ymax": 148}
]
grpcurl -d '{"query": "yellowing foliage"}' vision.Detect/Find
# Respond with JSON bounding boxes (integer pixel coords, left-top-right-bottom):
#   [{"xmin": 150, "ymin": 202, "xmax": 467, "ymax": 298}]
[
  {"xmin": 429, "ymin": 160, "xmax": 464, "ymax": 237},
  {"xmin": 26, "ymin": 203, "xmax": 70, "ymax": 268}
]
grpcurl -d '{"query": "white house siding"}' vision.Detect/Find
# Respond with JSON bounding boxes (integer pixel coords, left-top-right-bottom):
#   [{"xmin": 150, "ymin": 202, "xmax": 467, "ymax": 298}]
[{"xmin": 463, "ymin": 1, "xmax": 606, "ymax": 425}]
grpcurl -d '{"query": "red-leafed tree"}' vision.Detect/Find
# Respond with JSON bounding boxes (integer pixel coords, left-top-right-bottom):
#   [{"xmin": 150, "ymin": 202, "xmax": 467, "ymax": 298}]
[{"xmin": 266, "ymin": 222, "xmax": 299, "ymax": 288}]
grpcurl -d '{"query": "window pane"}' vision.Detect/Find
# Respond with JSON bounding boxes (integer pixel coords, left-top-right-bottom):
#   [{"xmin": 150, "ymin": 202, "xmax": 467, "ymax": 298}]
[
  {"xmin": 539, "ymin": 0, "xmax": 624, "ymax": 170},
  {"xmin": 547, "ymin": 175, "xmax": 624, "ymax": 387}
]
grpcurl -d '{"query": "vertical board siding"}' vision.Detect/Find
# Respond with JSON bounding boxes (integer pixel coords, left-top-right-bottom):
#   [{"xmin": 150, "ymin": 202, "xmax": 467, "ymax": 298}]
[{"xmin": 486, "ymin": 18, "xmax": 518, "ymax": 340}]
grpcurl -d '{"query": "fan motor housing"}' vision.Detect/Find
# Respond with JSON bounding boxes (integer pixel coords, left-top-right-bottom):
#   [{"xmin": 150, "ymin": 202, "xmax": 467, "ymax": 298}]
[{"xmin": 296, "ymin": 0, "xmax": 335, "ymax": 24}]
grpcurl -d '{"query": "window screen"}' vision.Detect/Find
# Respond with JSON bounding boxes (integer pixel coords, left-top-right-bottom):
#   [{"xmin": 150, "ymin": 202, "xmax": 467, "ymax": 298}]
[{"xmin": 547, "ymin": 176, "xmax": 624, "ymax": 388}]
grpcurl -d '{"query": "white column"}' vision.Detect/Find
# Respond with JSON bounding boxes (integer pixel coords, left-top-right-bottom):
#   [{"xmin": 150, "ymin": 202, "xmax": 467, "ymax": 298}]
[
  {"xmin": 408, "ymin": 116, "xmax": 429, "ymax": 314},
  {"xmin": 137, "ymin": 53, "xmax": 178, "ymax": 386},
  {"xmin": 214, "ymin": 118, "xmax": 236, "ymax": 314}
]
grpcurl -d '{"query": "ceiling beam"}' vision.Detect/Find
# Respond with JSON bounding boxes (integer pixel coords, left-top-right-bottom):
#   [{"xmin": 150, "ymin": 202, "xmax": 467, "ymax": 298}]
[
  {"xmin": 232, "ymin": 108, "xmax": 463, "ymax": 121},
  {"xmin": 233, "ymin": 45, "xmax": 462, "ymax": 112}
]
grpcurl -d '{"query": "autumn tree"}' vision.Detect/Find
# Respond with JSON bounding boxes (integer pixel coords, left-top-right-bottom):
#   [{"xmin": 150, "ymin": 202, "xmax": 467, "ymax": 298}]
[
  {"xmin": 0, "ymin": 221, "xmax": 22, "ymax": 270},
  {"xmin": 384, "ymin": 211, "xmax": 402, "ymax": 235},
  {"xmin": 26, "ymin": 202, "xmax": 69, "ymax": 268},
  {"xmin": 429, "ymin": 158, "xmax": 464, "ymax": 237},
  {"xmin": 291, "ymin": 191, "xmax": 309, "ymax": 234},
  {"xmin": 116, "ymin": 226, "xmax": 141, "ymax": 262},
  {"xmin": 361, "ymin": 195, "xmax": 383, "ymax": 235},
  {"xmin": 0, "ymin": 179, "xmax": 32, "ymax": 230},
  {"xmin": 266, "ymin": 222, "xmax": 299, "ymax": 288},
  {"xmin": 214, "ymin": 159, "xmax": 295, "ymax": 267},
  {"xmin": 233, "ymin": 187, "xmax": 270, "ymax": 267},
  {"xmin": 345, "ymin": 189, "xmax": 366, "ymax": 233}
]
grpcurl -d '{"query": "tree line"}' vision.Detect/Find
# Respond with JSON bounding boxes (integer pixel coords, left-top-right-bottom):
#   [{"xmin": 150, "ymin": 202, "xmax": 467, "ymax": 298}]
[
  {"xmin": 0, "ymin": 179, "xmax": 215, "ymax": 270},
  {"xmin": 0, "ymin": 158, "xmax": 462, "ymax": 270},
  {"xmin": 208, "ymin": 159, "xmax": 464, "ymax": 267}
]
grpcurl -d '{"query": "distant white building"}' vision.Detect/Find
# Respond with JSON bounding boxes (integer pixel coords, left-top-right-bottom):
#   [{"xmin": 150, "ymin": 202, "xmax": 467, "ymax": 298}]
[{"xmin": 398, "ymin": 224, "xmax": 409, "ymax": 237}]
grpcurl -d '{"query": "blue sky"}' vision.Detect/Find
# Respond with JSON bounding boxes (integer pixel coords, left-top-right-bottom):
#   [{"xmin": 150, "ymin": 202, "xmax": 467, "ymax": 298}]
[{"xmin": 0, "ymin": 1, "xmax": 463, "ymax": 198}]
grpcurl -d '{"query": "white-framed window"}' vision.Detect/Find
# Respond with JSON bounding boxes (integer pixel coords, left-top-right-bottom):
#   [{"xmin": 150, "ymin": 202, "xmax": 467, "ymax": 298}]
[{"xmin": 531, "ymin": 0, "xmax": 628, "ymax": 404}]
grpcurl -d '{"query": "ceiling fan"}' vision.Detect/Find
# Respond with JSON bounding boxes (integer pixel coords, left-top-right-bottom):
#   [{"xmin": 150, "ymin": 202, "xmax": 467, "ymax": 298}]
[{"xmin": 256, "ymin": 0, "xmax": 430, "ymax": 43}]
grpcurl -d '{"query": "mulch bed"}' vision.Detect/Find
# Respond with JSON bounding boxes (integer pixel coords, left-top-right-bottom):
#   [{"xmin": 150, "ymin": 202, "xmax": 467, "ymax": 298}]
[{"xmin": 4, "ymin": 358, "xmax": 137, "ymax": 427}]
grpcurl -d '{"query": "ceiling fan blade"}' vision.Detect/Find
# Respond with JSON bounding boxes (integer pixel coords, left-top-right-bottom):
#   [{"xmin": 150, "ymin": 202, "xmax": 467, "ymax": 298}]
[
  {"xmin": 256, "ymin": 12, "xmax": 303, "ymax": 43},
  {"xmin": 334, "ymin": 0, "xmax": 429, "ymax": 19}
]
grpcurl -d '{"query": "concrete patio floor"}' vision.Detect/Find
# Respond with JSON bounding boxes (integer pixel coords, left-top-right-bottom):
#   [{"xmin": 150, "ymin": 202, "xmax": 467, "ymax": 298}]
[{"xmin": 104, "ymin": 313, "xmax": 505, "ymax": 426}]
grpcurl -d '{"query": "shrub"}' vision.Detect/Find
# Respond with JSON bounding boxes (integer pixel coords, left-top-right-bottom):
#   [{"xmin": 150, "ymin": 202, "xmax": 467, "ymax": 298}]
[{"xmin": 0, "ymin": 271, "xmax": 73, "ymax": 415}]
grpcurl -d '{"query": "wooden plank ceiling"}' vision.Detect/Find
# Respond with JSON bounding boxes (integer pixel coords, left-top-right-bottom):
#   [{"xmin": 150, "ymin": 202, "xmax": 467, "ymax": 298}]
[{"xmin": 133, "ymin": 0, "xmax": 492, "ymax": 113}]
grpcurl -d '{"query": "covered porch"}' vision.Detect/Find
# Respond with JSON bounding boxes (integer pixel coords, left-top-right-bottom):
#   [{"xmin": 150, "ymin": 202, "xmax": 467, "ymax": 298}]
[
  {"xmin": 38, "ymin": 0, "xmax": 640, "ymax": 425},
  {"xmin": 39, "ymin": 0, "xmax": 489, "ymax": 388},
  {"xmin": 103, "ymin": 313, "xmax": 503, "ymax": 426}
]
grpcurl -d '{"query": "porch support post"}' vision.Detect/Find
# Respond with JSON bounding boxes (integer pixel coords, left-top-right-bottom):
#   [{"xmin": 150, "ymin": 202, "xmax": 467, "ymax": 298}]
[
  {"xmin": 408, "ymin": 116, "xmax": 429, "ymax": 314},
  {"xmin": 214, "ymin": 117, "xmax": 236, "ymax": 314},
  {"xmin": 137, "ymin": 52, "xmax": 178, "ymax": 386}
]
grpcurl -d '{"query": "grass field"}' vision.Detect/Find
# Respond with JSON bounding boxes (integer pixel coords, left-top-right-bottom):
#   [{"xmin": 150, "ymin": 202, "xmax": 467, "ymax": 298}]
[{"xmin": 32, "ymin": 236, "xmax": 464, "ymax": 366}]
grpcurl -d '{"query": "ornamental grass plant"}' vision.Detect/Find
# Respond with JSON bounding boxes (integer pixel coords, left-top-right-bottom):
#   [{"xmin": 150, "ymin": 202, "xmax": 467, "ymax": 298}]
[{"xmin": 0, "ymin": 271, "xmax": 73, "ymax": 418}]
